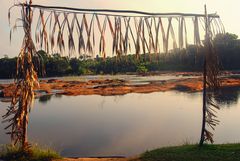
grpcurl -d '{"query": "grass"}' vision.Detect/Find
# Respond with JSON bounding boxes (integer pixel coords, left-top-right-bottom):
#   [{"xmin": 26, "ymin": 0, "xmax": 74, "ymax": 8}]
[
  {"xmin": 0, "ymin": 144, "xmax": 61, "ymax": 161},
  {"xmin": 140, "ymin": 144, "xmax": 240, "ymax": 161},
  {"xmin": 1, "ymin": 143, "xmax": 240, "ymax": 161}
]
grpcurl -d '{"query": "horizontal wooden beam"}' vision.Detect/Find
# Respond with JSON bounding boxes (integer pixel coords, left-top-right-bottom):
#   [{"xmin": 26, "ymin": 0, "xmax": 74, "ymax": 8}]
[{"xmin": 19, "ymin": 3, "xmax": 220, "ymax": 18}]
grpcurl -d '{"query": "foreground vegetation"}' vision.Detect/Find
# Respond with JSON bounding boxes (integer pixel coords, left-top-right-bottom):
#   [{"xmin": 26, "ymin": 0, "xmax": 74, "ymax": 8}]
[
  {"xmin": 0, "ymin": 33, "xmax": 240, "ymax": 78},
  {"xmin": 0, "ymin": 145, "xmax": 61, "ymax": 161},
  {"xmin": 1, "ymin": 144, "xmax": 240, "ymax": 161},
  {"xmin": 141, "ymin": 144, "xmax": 240, "ymax": 161}
]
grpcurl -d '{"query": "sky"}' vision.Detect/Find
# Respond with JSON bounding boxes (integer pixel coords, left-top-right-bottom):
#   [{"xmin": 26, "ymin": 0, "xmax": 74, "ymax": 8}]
[{"xmin": 0, "ymin": 0, "xmax": 240, "ymax": 57}]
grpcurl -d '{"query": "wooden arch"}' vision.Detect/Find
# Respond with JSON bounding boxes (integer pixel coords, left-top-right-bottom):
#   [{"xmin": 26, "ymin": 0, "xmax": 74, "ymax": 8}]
[{"xmin": 4, "ymin": 1, "xmax": 224, "ymax": 150}]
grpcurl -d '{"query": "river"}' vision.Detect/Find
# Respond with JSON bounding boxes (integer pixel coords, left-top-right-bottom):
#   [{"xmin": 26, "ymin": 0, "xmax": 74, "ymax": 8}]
[{"xmin": 0, "ymin": 75, "xmax": 240, "ymax": 157}]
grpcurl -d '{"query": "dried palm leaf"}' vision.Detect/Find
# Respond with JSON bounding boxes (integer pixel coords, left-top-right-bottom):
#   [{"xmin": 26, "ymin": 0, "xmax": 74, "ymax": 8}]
[
  {"xmin": 39, "ymin": 10, "xmax": 49, "ymax": 53},
  {"xmin": 123, "ymin": 17, "xmax": 131, "ymax": 56},
  {"xmin": 165, "ymin": 17, "xmax": 172, "ymax": 54},
  {"xmin": 96, "ymin": 15, "xmax": 107, "ymax": 59},
  {"xmin": 154, "ymin": 17, "xmax": 161, "ymax": 59},
  {"xmin": 178, "ymin": 17, "xmax": 183, "ymax": 49},
  {"xmin": 107, "ymin": 16, "xmax": 116, "ymax": 56},
  {"xmin": 119, "ymin": 17, "xmax": 125, "ymax": 58},
  {"xmin": 183, "ymin": 17, "xmax": 188, "ymax": 48},
  {"xmin": 124, "ymin": 17, "xmax": 136, "ymax": 53},
  {"xmin": 64, "ymin": 12, "xmax": 76, "ymax": 56},
  {"xmin": 200, "ymin": 7, "xmax": 221, "ymax": 146},
  {"xmin": 218, "ymin": 18, "xmax": 225, "ymax": 34},
  {"xmin": 169, "ymin": 19, "xmax": 177, "ymax": 49},
  {"xmin": 145, "ymin": 17, "xmax": 157, "ymax": 59},
  {"xmin": 193, "ymin": 16, "xmax": 201, "ymax": 46},
  {"xmin": 4, "ymin": 2, "xmax": 40, "ymax": 150},
  {"xmin": 83, "ymin": 14, "xmax": 94, "ymax": 56},
  {"xmin": 158, "ymin": 17, "xmax": 167, "ymax": 53},
  {"xmin": 134, "ymin": 17, "xmax": 142, "ymax": 59},
  {"xmin": 75, "ymin": 14, "xmax": 86, "ymax": 55}
]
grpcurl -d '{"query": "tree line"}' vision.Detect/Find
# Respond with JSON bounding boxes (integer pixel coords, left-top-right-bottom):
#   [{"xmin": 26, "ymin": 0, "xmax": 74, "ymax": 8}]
[{"xmin": 0, "ymin": 33, "xmax": 239, "ymax": 79}]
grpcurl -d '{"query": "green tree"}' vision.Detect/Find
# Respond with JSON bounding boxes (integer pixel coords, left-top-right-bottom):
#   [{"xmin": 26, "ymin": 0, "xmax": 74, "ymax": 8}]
[{"xmin": 70, "ymin": 58, "xmax": 81, "ymax": 75}]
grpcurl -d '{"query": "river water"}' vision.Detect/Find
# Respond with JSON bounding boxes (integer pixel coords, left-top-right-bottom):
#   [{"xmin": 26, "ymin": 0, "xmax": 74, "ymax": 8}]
[{"xmin": 0, "ymin": 75, "xmax": 240, "ymax": 157}]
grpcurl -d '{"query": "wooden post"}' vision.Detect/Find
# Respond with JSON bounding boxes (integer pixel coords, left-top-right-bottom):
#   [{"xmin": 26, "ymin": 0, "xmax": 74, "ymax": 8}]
[
  {"xmin": 22, "ymin": 0, "xmax": 33, "ymax": 150},
  {"xmin": 199, "ymin": 4, "xmax": 208, "ymax": 147},
  {"xmin": 22, "ymin": 108, "xmax": 29, "ymax": 150}
]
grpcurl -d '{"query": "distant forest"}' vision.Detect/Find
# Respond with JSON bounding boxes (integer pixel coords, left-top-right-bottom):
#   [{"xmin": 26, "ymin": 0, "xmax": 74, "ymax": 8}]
[{"xmin": 0, "ymin": 33, "xmax": 240, "ymax": 79}]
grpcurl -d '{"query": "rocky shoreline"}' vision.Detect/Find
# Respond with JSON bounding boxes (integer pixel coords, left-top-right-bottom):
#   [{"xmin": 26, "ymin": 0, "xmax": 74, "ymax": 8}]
[{"xmin": 0, "ymin": 73, "xmax": 240, "ymax": 102}]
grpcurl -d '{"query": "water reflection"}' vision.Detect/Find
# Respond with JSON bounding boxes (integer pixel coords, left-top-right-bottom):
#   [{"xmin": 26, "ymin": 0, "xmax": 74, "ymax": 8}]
[
  {"xmin": 36, "ymin": 87, "xmax": 240, "ymax": 107},
  {"xmin": 0, "ymin": 89, "xmax": 240, "ymax": 157},
  {"xmin": 39, "ymin": 95, "xmax": 53, "ymax": 104},
  {"xmin": 38, "ymin": 94, "xmax": 63, "ymax": 104},
  {"xmin": 214, "ymin": 87, "xmax": 240, "ymax": 106},
  {"xmin": 172, "ymin": 87, "xmax": 240, "ymax": 107}
]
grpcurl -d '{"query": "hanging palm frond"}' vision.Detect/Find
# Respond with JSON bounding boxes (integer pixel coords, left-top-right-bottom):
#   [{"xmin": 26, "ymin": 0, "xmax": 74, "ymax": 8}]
[
  {"xmin": 123, "ymin": 17, "xmax": 131, "ymax": 56},
  {"xmin": 218, "ymin": 18, "xmax": 225, "ymax": 34},
  {"xmin": 124, "ymin": 17, "xmax": 136, "ymax": 54},
  {"xmin": 75, "ymin": 14, "xmax": 86, "ymax": 56},
  {"xmin": 199, "ymin": 6, "xmax": 221, "ymax": 146},
  {"xmin": 96, "ymin": 15, "xmax": 107, "ymax": 59},
  {"xmin": 39, "ymin": 10, "xmax": 49, "ymax": 53},
  {"xmin": 145, "ymin": 17, "xmax": 156, "ymax": 60},
  {"xmin": 178, "ymin": 17, "xmax": 184, "ymax": 49},
  {"xmin": 169, "ymin": 18, "xmax": 177, "ymax": 49},
  {"xmin": 154, "ymin": 17, "xmax": 161, "ymax": 59},
  {"xmin": 165, "ymin": 17, "xmax": 172, "ymax": 54},
  {"xmin": 3, "ymin": 2, "xmax": 39, "ymax": 150},
  {"xmin": 158, "ymin": 17, "xmax": 167, "ymax": 54},
  {"xmin": 83, "ymin": 14, "xmax": 94, "ymax": 56},
  {"xmin": 183, "ymin": 17, "xmax": 188, "ymax": 49},
  {"xmin": 193, "ymin": 16, "xmax": 201, "ymax": 46},
  {"xmin": 65, "ymin": 12, "xmax": 76, "ymax": 56}
]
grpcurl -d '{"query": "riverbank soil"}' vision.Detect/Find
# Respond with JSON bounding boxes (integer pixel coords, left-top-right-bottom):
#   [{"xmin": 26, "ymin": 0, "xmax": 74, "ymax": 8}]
[{"xmin": 55, "ymin": 157, "xmax": 139, "ymax": 161}]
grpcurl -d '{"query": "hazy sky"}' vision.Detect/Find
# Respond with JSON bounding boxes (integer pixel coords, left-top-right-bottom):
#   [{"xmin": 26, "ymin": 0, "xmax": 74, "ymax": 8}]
[{"xmin": 0, "ymin": 0, "xmax": 240, "ymax": 57}]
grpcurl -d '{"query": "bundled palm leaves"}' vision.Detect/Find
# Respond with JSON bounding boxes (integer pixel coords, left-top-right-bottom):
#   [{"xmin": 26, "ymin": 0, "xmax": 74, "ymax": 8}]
[
  {"xmin": 3, "ymin": 1, "xmax": 40, "ymax": 150},
  {"xmin": 199, "ymin": 6, "xmax": 222, "ymax": 145},
  {"xmin": 13, "ymin": 3, "xmax": 224, "ymax": 60},
  {"xmin": 4, "ymin": 2, "xmax": 225, "ymax": 150},
  {"xmin": 203, "ymin": 42, "xmax": 221, "ymax": 144}
]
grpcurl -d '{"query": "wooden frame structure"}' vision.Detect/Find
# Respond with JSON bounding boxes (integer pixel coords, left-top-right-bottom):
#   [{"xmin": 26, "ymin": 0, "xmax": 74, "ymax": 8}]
[{"xmin": 3, "ymin": 1, "xmax": 224, "ymax": 150}]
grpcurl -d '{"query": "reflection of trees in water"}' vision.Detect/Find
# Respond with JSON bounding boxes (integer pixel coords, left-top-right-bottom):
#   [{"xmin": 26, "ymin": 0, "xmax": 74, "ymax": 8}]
[
  {"xmin": 38, "ymin": 94, "xmax": 63, "ymax": 104},
  {"xmin": 213, "ymin": 87, "xmax": 240, "ymax": 106},
  {"xmin": 54, "ymin": 94, "xmax": 62, "ymax": 99},
  {"xmin": 98, "ymin": 95, "xmax": 124, "ymax": 109},
  {"xmin": 99, "ymin": 97, "xmax": 106, "ymax": 109},
  {"xmin": 113, "ymin": 95, "xmax": 124, "ymax": 103},
  {"xmin": 39, "ymin": 95, "xmax": 53, "ymax": 104},
  {"xmin": 180, "ymin": 87, "xmax": 239, "ymax": 107}
]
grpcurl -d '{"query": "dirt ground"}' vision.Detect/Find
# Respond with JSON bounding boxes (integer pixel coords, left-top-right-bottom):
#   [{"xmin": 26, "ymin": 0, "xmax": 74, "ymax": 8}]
[{"xmin": 54, "ymin": 157, "xmax": 139, "ymax": 161}]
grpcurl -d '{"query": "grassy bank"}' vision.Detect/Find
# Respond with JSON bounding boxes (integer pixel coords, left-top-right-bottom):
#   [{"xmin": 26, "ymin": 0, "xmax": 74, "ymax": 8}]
[
  {"xmin": 0, "ymin": 145, "xmax": 61, "ymax": 161},
  {"xmin": 1, "ymin": 144, "xmax": 240, "ymax": 161},
  {"xmin": 140, "ymin": 144, "xmax": 240, "ymax": 161}
]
